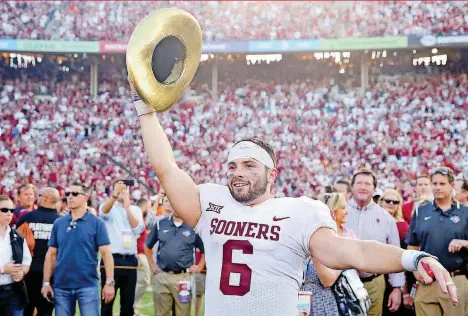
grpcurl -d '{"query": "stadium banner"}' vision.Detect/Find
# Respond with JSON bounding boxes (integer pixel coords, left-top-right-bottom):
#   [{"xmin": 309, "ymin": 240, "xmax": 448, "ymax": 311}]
[
  {"xmin": 100, "ymin": 41, "xmax": 249, "ymax": 53},
  {"xmin": 203, "ymin": 41, "xmax": 248, "ymax": 53},
  {"xmin": 248, "ymin": 39, "xmax": 320, "ymax": 52},
  {"xmin": 409, "ymin": 34, "xmax": 468, "ymax": 47},
  {"xmin": 16, "ymin": 40, "xmax": 99, "ymax": 53},
  {"xmin": 319, "ymin": 36, "xmax": 408, "ymax": 50},
  {"xmin": 0, "ymin": 39, "xmax": 17, "ymax": 51},
  {"xmin": 100, "ymin": 41, "xmax": 127, "ymax": 53}
]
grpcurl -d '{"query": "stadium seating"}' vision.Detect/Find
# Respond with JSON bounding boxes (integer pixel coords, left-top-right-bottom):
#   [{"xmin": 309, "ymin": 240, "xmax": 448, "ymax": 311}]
[
  {"xmin": 0, "ymin": 1, "xmax": 466, "ymax": 41},
  {"xmin": 1, "ymin": 70, "xmax": 467, "ymax": 205}
]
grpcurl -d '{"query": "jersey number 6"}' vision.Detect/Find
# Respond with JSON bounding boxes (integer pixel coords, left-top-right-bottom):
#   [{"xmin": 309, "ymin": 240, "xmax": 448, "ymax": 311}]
[{"xmin": 220, "ymin": 240, "xmax": 253, "ymax": 296}]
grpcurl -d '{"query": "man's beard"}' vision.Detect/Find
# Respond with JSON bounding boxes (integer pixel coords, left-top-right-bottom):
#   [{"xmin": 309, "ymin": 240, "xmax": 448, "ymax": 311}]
[{"xmin": 229, "ymin": 175, "xmax": 269, "ymax": 204}]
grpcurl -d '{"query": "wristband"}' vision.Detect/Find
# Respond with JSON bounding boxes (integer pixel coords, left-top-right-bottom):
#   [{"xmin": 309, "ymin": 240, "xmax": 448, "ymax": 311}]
[
  {"xmin": 112, "ymin": 195, "xmax": 119, "ymax": 199},
  {"xmin": 133, "ymin": 93, "xmax": 156, "ymax": 116},
  {"xmin": 401, "ymin": 250, "xmax": 437, "ymax": 272},
  {"xmin": 42, "ymin": 281, "xmax": 50, "ymax": 287}
]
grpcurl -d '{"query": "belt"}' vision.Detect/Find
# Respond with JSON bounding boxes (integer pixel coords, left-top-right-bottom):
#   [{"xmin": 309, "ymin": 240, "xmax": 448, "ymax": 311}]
[
  {"xmin": 0, "ymin": 284, "xmax": 13, "ymax": 291},
  {"xmin": 450, "ymin": 270, "xmax": 464, "ymax": 277},
  {"xmin": 360, "ymin": 274, "xmax": 381, "ymax": 283},
  {"xmin": 113, "ymin": 253, "xmax": 136, "ymax": 259},
  {"xmin": 163, "ymin": 269, "xmax": 187, "ymax": 275}
]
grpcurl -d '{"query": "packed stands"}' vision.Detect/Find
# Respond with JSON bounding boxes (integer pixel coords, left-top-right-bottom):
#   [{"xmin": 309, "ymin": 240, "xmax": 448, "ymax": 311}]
[
  {"xmin": 0, "ymin": 1, "xmax": 467, "ymax": 41},
  {"xmin": 1, "ymin": 57, "xmax": 467, "ymax": 206}
]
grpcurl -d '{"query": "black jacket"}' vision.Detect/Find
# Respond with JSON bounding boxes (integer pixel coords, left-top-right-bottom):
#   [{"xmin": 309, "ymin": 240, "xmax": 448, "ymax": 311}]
[{"xmin": 10, "ymin": 228, "xmax": 29, "ymax": 307}]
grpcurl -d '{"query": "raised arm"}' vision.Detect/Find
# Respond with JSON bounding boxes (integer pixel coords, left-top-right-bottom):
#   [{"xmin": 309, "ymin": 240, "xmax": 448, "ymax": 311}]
[
  {"xmin": 309, "ymin": 228, "xmax": 458, "ymax": 305},
  {"xmin": 132, "ymin": 82, "xmax": 201, "ymax": 228}
]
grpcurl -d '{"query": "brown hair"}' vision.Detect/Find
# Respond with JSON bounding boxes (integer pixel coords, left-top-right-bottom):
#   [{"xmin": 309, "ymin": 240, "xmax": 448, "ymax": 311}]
[
  {"xmin": 70, "ymin": 181, "xmax": 92, "ymax": 195},
  {"xmin": 431, "ymin": 166, "xmax": 455, "ymax": 184},
  {"xmin": 462, "ymin": 179, "xmax": 468, "ymax": 192},
  {"xmin": 336, "ymin": 179, "xmax": 352, "ymax": 193},
  {"xmin": 17, "ymin": 183, "xmax": 35, "ymax": 195},
  {"xmin": 351, "ymin": 168, "xmax": 377, "ymax": 188}
]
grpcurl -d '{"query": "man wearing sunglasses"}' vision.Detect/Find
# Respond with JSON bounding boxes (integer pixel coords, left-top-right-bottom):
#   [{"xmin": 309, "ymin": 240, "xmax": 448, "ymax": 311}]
[
  {"xmin": 14, "ymin": 187, "xmax": 60, "ymax": 316},
  {"xmin": 407, "ymin": 167, "xmax": 468, "ymax": 316},
  {"xmin": 0, "ymin": 195, "xmax": 32, "ymax": 316},
  {"xmin": 41, "ymin": 182, "xmax": 115, "ymax": 316}
]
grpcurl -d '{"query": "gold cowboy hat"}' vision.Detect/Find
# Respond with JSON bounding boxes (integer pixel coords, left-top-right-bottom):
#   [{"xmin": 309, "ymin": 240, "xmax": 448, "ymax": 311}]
[{"xmin": 126, "ymin": 8, "xmax": 202, "ymax": 112}]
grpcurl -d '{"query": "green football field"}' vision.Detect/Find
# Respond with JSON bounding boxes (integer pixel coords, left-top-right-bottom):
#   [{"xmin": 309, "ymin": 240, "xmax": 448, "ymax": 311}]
[{"xmin": 74, "ymin": 290, "xmax": 204, "ymax": 315}]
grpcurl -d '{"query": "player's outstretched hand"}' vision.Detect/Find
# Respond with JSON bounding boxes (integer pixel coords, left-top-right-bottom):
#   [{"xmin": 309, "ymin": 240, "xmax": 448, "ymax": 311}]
[{"xmin": 417, "ymin": 257, "xmax": 457, "ymax": 306}]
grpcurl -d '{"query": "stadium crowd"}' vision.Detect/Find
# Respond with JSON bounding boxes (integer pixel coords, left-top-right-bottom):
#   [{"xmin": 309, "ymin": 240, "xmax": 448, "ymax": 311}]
[
  {"xmin": 1, "ymin": 66, "xmax": 467, "ymax": 206},
  {"xmin": 0, "ymin": 1, "xmax": 467, "ymax": 41}
]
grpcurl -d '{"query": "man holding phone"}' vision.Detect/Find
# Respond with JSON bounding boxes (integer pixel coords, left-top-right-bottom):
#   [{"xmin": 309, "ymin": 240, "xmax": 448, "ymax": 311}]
[{"xmin": 99, "ymin": 180, "xmax": 144, "ymax": 316}]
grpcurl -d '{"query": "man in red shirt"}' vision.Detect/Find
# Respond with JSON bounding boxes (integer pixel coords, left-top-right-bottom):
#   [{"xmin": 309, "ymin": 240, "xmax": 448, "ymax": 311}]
[{"xmin": 402, "ymin": 175, "xmax": 433, "ymax": 224}]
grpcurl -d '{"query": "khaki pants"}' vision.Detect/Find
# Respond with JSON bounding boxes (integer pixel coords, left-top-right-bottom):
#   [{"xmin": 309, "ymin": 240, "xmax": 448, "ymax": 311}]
[
  {"xmin": 415, "ymin": 275, "xmax": 468, "ymax": 316},
  {"xmin": 363, "ymin": 275, "xmax": 386, "ymax": 316},
  {"xmin": 153, "ymin": 271, "xmax": 191, "ymax": 316},
  {"xmin": 134, "ymin": 254, "xmax": 151, "ymax": 314}
]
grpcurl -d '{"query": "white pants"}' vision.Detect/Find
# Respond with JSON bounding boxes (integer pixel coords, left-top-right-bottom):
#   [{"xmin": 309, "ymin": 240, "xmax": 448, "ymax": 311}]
[{"xmin": 134, "ymin": 253, "xmax": 151, "ymax": 313}]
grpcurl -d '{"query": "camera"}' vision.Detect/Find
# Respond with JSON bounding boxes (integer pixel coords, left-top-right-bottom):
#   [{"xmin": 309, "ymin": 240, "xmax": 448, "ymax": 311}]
[{"xmin": 122, "ymin": 179, "xmax": 136, "ymax": 187}]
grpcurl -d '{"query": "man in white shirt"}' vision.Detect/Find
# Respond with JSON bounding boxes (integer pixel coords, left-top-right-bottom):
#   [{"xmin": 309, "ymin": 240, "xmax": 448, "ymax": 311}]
[
  {"xmin": 131, "ymin": 80, "xmax": 458, "ymax": 316},
  {"xmin": 99, "ymin": 180, "xmax": 144, "ymax": 316},
  {"xmin": 0, "ymin": 195, "xmax": 32, "ymax": 316}
]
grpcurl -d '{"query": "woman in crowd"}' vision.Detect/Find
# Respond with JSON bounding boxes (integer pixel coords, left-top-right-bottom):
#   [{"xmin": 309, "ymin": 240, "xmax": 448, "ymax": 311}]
[
  {"xmin": 380, "ymin": 189, "xmax": 414, "ymax": 316},
  {"xmin": 301, "ymin": 193, "xmax": 357, "ymax": 315}
]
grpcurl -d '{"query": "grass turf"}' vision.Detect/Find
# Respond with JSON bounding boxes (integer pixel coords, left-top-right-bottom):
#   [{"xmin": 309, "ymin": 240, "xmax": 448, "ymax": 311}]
[{"xmin": 73, "ymin": 290, "xmax": 204, "ymax": 315}]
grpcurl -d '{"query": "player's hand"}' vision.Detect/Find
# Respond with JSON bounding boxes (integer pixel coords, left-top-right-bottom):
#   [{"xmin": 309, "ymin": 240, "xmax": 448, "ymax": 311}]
[
  {"xmin": 448, "ymin": 239, "xmax": 467, "ymax": 253},
  {"xmin": 41, "ymin": 284, "xmax": 54, "ymax": 300},
  {"xmin": 387, "ymin": 288, "xmax": 401, "ymax": 312},
  {"xmin": 413, "ymin": 271, "xmax": 424, "ymax": 283},
  {"xmin": 188, "ymin": 264, "xmax": 202, "ymax": 274},
  {"xmin": 417, "ymin": 257, "xmax": 457, "ymax": 306},
  {"xmin": 403, "ymin": 294, "xmax": 413, "ymax": 309},
  {"xmin": 102, "ymin": 284, "xmax": 115, "ymax": 304}
]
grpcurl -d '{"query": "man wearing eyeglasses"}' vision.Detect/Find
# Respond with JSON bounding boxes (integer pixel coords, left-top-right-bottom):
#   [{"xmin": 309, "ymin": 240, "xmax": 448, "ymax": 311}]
[
  {"xmin": 14, "ymin": 187, "xmax": 60, "ymax": 316},
  {"xmin": 0, "ymin": 195, "xmax": 32, "ymax": 316},
  {"xmin": 41, "ymin": 182, "xmax": 115, "ymax": 316},
  {"xmin": 99, "ymin": 180, "xmax": 144, "ymax": 316},
  {"xmin": 407, "ymin": 167, "xmax": 468, "ymax": 316},
  {"xmin": 345, "ymin": 168, "xmax": 405, "ymax": 316}
]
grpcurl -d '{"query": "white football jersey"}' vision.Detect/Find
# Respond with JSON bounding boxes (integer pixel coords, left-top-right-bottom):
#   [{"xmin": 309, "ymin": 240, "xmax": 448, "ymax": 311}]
[{"xmin": 195, "ymin": 183, "xmax": 337, "ymax": 316}]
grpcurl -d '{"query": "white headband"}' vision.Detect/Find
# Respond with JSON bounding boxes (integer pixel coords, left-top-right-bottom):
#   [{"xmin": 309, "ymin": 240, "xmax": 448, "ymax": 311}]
[{"xmin": 227, "ymin": 141, "xmax": 275, "ymax": 169}]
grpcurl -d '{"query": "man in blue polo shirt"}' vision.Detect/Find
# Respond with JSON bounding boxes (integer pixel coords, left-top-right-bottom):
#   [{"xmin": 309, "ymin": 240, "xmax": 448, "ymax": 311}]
[
  {"xmin": 145, "ymin": 195, "xmax": 205, "ymax": 316},
  {"xmin": 41, "ymin": 182, "xmax": 115, "ymax": 316},
  {"xmin": 407, "ymin": 167, "xmax": 468, "ymax": 316}
]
